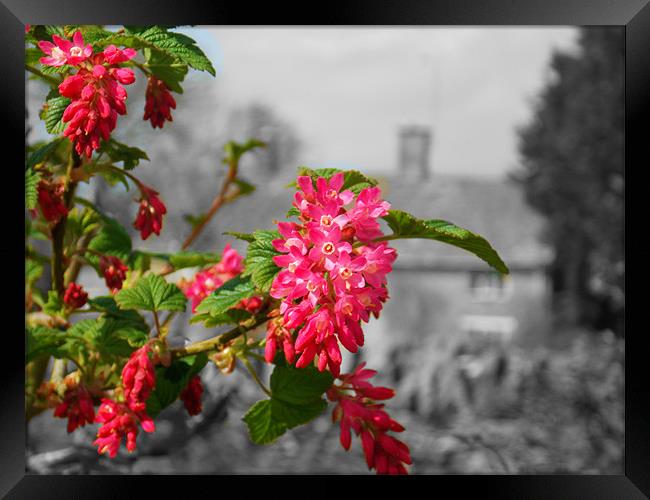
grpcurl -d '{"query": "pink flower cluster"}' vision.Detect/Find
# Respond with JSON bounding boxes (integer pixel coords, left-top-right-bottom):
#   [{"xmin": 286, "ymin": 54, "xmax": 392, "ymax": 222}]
[
  {"xmin": 63, "ymin": 282, "xmax": 88, "ymax": 309},
  {"xmin": 327, "ymin": 363, "xmax": 411, "ymax": 475},
  {"xmin": 99, "ymin": 255, "xmax": 129, "ymax": 294},
  {"xmin": 143, "ymin": 76, "xmax": 177, "ymax": 129},
  {"xmin": 53, "ymin": 383, "xmax": 95, "ymax": 433},
  {"xmin": 180, "ymin": 244, "xmax": 263, "ymax": 313},
  {"xmin": 268, "ymin": 173, "xmax": 396, "ymax": 376},
  {"xmin": 94, "ymin": 345, "xmax": 156, "ymax": 458},
  {"xmin": 39, "ymin": 31, "xmax": 137, "ymax": 158}
]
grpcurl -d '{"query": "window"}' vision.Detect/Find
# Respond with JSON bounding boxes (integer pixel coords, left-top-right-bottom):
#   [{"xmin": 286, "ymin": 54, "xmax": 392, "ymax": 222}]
[{"xmin": 469, "ymin": 270, "xmax": 511, "ymax": 302}]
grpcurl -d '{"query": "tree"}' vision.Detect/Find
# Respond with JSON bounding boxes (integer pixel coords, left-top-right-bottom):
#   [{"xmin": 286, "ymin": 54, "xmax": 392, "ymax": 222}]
[{"xmin": 512, "ymin": 27, "xmax": 624, "ymax": 336}]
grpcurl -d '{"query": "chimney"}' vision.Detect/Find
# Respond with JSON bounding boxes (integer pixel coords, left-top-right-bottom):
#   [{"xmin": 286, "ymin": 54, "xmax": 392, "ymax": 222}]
[{"xmin": 398, "ymin": 125, "xmax": 432, "ymax": 181}]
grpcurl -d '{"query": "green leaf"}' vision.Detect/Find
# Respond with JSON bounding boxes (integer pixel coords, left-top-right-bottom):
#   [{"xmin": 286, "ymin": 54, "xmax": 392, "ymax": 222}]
[
  {"xmin": 43, "ymin": 290, "xmax": 64, "ymax": 316},
  {"xmin": 26, "ymin": 326, "xmax": 68, "ymax": 363},
  {"xmin": 242, "ymin": 230, "xmax": 282, "ymax": 293},
  {"xmin": 189, "ymin": 308, "xmax": 252, "ymax": 327},
  {"xmin": 294, "ymin": 167, "xmax": 378, "ymax": 194},
  {"xmin": 25, "ymin": 168, "xmax": 41, "ymax": 210},
  {"xmin": 26, "ymin": 138, "xmax": 64, "ymax": 169},
  {"xmin": 194, "ymin": 275, "xmax": 256, "ymax": 317},
  {"xmin": 98, "ymin": 139, "xmax": 149, "ymax": 170},
  {"xmin": 242, "ymin": 362, "xmax": 333, "ymax": 445},
  {"xmin": 88, "ymin": 296, "xmax": 149, "ymax": 331},
  {"xmin": 115, "ymin": 273, "xmax": 187, "ymax": 312},
  {"xmin": 286, "ymin": 206, "xmax": 301, "ymax": 218},
  {"xmin": 67, "ymin": 317, "xmax": 148, "ymax": 358},
  {"xmin": 42, "ymin": 96, "xmax": 70, "ymax": 135},
  {"xmin": 224, "ymin": 139, "xmax": 266, "ymax": 165},
  {"xmin": 87, "ymin": 216, "xmax": 132, "ymax": 264},
  {"xmin": 146, "ymin": 353, "xmax": 208, "ymax": 418},
  {"xmin": 223, "ymin": 231, "xmax": 256, "ymax": 243},
  {"xmin": 83, "ymin": 163, "xmax": 130, "ymax": 191},
  {"xmin": 270, "ymin": 363, "xmax": 334, "ymax": 406},
  {"xmin": 128, "ymin": 251, "xmax": 152, "ymax": 273},
  {"xmin": 382, "ymin": 209, "xmax": 509, "ymax": 274},
  {"xmin": 96, "ymin": 26, "xmax": 215, "ymax": 76},
  {"xmin": 183, "ymin": 213, "xmax": 207, "ymax": 229},
  {"xmin": 169, "ymin": 251, "xmax": 221, "ymax": 270},
  {"xmin": 26, "ymin": 260, "xmax": 44, "ymax": 286},
  {"xmin": 233, "ymin": 178, "xmax": 256, "ymax": 196},
  {"xmin": 144, "ymin": 48, "xmax": 187, "ymax": 94}
]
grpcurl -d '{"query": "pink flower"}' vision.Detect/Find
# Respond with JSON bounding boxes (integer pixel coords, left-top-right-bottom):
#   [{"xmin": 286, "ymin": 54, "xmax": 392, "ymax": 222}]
[
  {"xmin": 99, "ymin": 255, "xmax": 129, "ymax": 293},
  {"xmin": 134, "ymin": 185, "xmax": 167, "ymax": 240},
  {"xmin": 121, "ymin": 345, "xmax": 156, "ymax": 413},
  {"xmin": 328, "ymin": 363, "xmax": 410, "ymax": 475},
  {"xmin": 53, "ymin": 383, "xmax": 95, "ymax": 433},
  {"xmin": 180, "ymin": 375, "xmax": 203, "ymax": 416},
  {"xmin": 143, "ymin": 76, "xmax": 177, "ymax": 129},
  {"xmin": 102, "ymin": 45, "xmax": 137, "ymax": 65},
  {"xmin": 268, "ymin": 174, "xmax": 396, "ymax": 375},
  {"xmin": 179, "ymin": 244, "xmax": 248, "ymax": 312},
  {"xmin": 63, "ymin": 282, "xmax": 88, "ymax": 309},
  {"xmin": 38, "ymin": 30, "xmax": 92, "ymax": 67},
  {"xmin": 264, "ymin": 309, "xmax": 295, "ymax": 364},
  {"xmin": 94, "ymin": 398, "xmax": 154, "ymax": 458}
]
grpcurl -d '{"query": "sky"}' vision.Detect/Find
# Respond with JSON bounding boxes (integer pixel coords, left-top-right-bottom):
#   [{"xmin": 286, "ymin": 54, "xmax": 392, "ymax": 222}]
[{"xmin": 181, "ymin": 27, "xmax": 579, "ymax": 179}]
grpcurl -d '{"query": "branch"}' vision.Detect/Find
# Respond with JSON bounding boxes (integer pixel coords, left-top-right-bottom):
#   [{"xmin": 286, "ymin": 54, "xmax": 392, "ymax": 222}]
[
  {"xmin": 25, "ymin": 64, "xmax": 60, "ymax": 86},
  {"xmin": 171, "ymin": 313, "xmax": 268, "ymax": 358}
]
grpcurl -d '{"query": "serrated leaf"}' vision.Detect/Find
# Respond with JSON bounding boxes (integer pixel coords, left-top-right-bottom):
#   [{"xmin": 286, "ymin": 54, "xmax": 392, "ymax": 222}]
[
  {"xmin": 87, "ymin": 216, "xmax": 132, "ymax": 264},
  {"xmin": 169, "ymin": 251, "xmax": 221, "ymax": 270},
  {"xmin": 26, "ymin": 138, "xmax": 64, "ymax": 169},
  {"xmin": 146, "ymin": 353, "xmax": 208, "ymax": 418},
  {"xmin": 270, "ymin": 363, "xmax": 334, "ymax": 406},
  {"xmin": 116, "ymin": 274, "xmax": 187, "ymax": 312},
  {"xmin": 242, "ymin": 230, "xmax": 282, "ymax": 293},
  {"xmin": 88, "ymin": 296, "xmax": 149, "ymax": 331},
  {"xmin": 26, "ymin": 325, "xmax": 68, "ymax": 362},
  {"xmin": 25, "ymin": 168, "xmax": 41, "ymax": 209},
  {"xmin": 286, "ymin": 206, "xmax": 301, "ymax": 218},
  {"xmin": 98, "ymin": 139, "xmax": 149, "ymax": 170},
  {"xmin": 382, "ymin": 209, "xmax": 509, "ymax": 274},
  {"xmin": 243, "ymin": 398, "xmax": 327, "ymax": 445},
  {"xmin": 43, "ymin": 96, "xmax": 70, "ymax": 134},
  {"xmin": 95, "ymin": 26, "xmax": 215, "ymax": 76},
  {"xmin": 144, "ymin": 48, "xmax": 187, "ymax": 94},
  {"xmin": 194, "ymin": 275, "xmax": 256, "ymax": 317}
]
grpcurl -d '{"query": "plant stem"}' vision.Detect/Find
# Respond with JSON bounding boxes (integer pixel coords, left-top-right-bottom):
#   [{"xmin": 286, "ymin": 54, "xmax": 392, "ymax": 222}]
[
  {"xmin": 24, "ymin": 64, "xmax": 60, "ymax": 86},
  {"xmin": 171, "ymin": 313, "xmax": 268, "ymax": 358},
  {"xmin": 241, "ymin": 357, "xmax": 271, "ymax": 397},
  {"xmin": 181, "ymin": 160, "xmax": 238, "ymax": 250},
  {"xmin": 152, "ymin": 310, "xmax": 162, "ymax": 338}
]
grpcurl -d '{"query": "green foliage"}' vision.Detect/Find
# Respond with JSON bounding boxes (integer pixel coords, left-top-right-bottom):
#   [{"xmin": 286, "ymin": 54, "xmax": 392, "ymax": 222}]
[
  {"xmin": 183, "ymin": 213, "xmax": 207, "ymax": 230},
  {"xmin": 42, "ymin": 96, "xmax": 70, "ymax": 134},
  {"xmin": 25, "ymin": 168, "xmax": 41, "ymax": 210},
  {"xmin": 95, "ymin": 26, "xmax": 216, "ymax": 76},
  {"xmin": 98, "ymin": 139, "xmax": 149, "ymax": 170},
  {"xmin": 116, "ymin": 274, "xmax": 187, "ymax": 313},
  {"xmin": 26, "ymin": 138, "xmax": 65, "ymax": 169},
  {"xmin": 233, "ymin": 178, "xmax": 256, "ymax": 196},
  {"xmin": 243, "ymin": 363, "xmax": 333, "ymax": 445},
  {"xmin": 88, "ymin": 296, "xmax": 149, "ymax": 331},
  {"xmin": 241, "ymin": 230, "xmax": 282, "ymax": 293},
  {"xmin": 26, "ymin": 325, "xmax": 68, "ymax": 363},
  {"xmin": 26, "ymin": 260, "xmax": 44, "ymax": 286},
  {"xmin": 144, "ymin": 48, "xmax": 188, "ymax": 94},
  {"xmin": 87, "ymin": 216, "xmax": 132, "ymax": 264},
  {"xmin": 146, "ymin": 354, "xmax": 208, "ymax": 418},
  {"xmin": 67, "ymin": 317, "xmax": 149, "ymax": 358},
  {"xmin": 194, "ymin": 275, "xmax": 256, "ymax": 317},
  {"xmin": 224, "ymin": 139, "xmax": 266, "ymax": 165},
  {"xmin": 189, "ymin": 308, "xmax": 252, "ymax": 327},
  {"xmin": 382, "ymin": 209, "xmax": 509, "ymax": 275},
  {"xmin": 168, "ymin": 251, "xmax": 222, "ymax": 270},
  {"xmin": 286, "ymin": 206, "xmax": 301, "ymax": 218},
  {"xmin": 223, "ymin": 231, "xmax": 256, "ymax": 243},
  {"xmin": 294, "ymin": 166, "xmax": 379, "ymax": 194},
  {"xmin": 43, "ymin": 290, "xmax": 65, "ymax": 316}
]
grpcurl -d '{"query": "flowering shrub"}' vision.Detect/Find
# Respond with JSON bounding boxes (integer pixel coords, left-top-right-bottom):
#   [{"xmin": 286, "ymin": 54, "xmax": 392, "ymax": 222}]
[{"xmin": 25, "ymin": 25, "xmax": 509, "ymax": 474}]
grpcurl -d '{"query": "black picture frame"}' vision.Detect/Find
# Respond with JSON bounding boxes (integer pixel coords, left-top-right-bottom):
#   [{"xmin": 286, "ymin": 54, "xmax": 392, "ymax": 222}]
[{"xmin": 4, "ymin": 1, "xmax": 643, "ymax": 497}]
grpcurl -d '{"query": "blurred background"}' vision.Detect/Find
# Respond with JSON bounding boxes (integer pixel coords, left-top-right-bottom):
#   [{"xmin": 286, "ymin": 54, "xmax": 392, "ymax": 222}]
[{"xmin": 26, "ymin": 26, "xmax": 624, "ymax": 474}]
